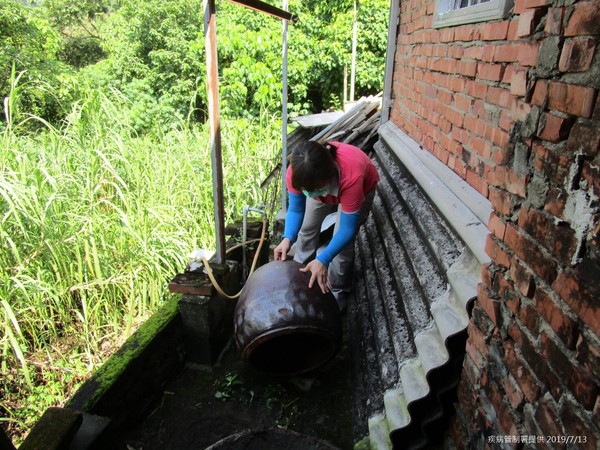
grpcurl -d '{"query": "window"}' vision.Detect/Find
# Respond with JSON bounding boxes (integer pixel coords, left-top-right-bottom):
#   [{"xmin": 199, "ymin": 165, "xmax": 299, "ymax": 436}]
[{"xmin": 433, "ymin": 0, "xmax": 513, "ymax": 28}]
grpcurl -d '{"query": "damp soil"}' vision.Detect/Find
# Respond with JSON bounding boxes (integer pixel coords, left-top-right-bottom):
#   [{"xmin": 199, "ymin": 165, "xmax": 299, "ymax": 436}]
[{"xmin": 114, "ymin": 320, "xmax": 354, "ymax": 450}]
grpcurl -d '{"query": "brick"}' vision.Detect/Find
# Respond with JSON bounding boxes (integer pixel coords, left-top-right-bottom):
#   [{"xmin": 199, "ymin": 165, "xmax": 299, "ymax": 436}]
[
  {"xmin": 534, "ymin": 399, "xmax": 565, "ymax": 445},
  {"xmin": 544, "ymin": 187, "xmax": 567, "ymax": 218},
  {"xmin": 466, "ymin": 169, "xmax": 489, "ymax": 197},
  {"xmin": 518, "ymin": 43, "xmax": 540, "ymax": 66},
  {"xmin": 518, "ymin": 205, "xmax": 579, "ymax": 265},
  {"xmin": 541, "ymin": 332, "xmax": 599, "ymax": 409},
  {"xmin": 534, "ymin": 286, "xmax": 579, "ymax": 350},
  {"xmin": 485, "ymin": 235, "xmax": 511, "ymax": 269},
  {"xmin": 466, "ymin": 80, "xmax": 488, "ymax": 99},
  {"xmin": 582, "ymin": 160, "xmax": 600, "ymax": 198},
  {"xmin": 559, "ymin": 37, "xmax": 597, "ymax": 72},
  {"xmin": 517, "ymin": 301, "xmax": 541, "ymax": 335},
  {"xmin": 576, "ymin": 334, "xmax": 600, "ymax": 383},
  {"xmin": 457, "ymin": 60, "xmax": 478, "ymax": 77},
  {"xmin": 511, "ymin": 322, "xmax": 562, "ymax": 401},
  {"xmin": 514, "ymin": 0, "xmax": 548, "ymax": 14},
  {"xmin": 505, "ymin": 169, "xmax": 528, "ymax": 197},
  {"xmin": 489, "ymin": 382, "xmax": 520, "ymax": 437},
  {"xmin": 510, "ymin": 68, "xmax": 528, "ymax": 97},
  {"xmin": 593, "ymin": 93, "xmax": 600, "ymax": 121},
  {"xmin": 504, "ymin": 339, "xmax": 541, "ymax": 404},
  {"xmin": 502, "ymin": 64, "xmax": 515, "ymax": 85},
  {"xmin": 481, "ymin": 21, "xmax": 510, "ymax": 41},
  {"xmin": 487, "ymin": 86, "xmax": 514, "ymax": 109},
  {"xmin": 439, "ymin": 27, "xmax": 455, "ymax": 43},
  {"xmin": 481, "ymin": 261, "xmax": 496, "ymax": 290},
  {"xmin": 454, "ymin": 93, "xmax": 472, "ymax": 112},
  {"xmin": 509, "ymin": 256, "xmax": 535, "ymax": 298},
  {"xmin": 547, "ymin": 81, "xmax": 597, "ymax": 118},
  {"xmin": 545, "ymin": 7, "xmax": 564, "ymax": 35},
  {"xmin": 512, "ymin": 100, "xmax": 533, "ymax": 123},
  {"xmin": 552, "ymin": 271, "xmax": 600, "ymax": 336},
  {"xmin": 494, "ymin": 43, "xmax": 520, "ymax": 62},
  {"xmin": 489, "ymin": 187, "xmax": 519, "ymax": 216},
  {"xmin": 499, "ymin": 109, "xmax": 514, "ymax": 131},
  {"xmin": 507, "ymin": 19, "xmax": 520, "ymax": 41},
  {"xmin": 532, "ymin": 80, "xmax": 548, "ymax": 107},
  {"xmin": 505, "ymin": 224, "xmax": 558, "ymax": 285},
  {"xmin": 501, "ymin": 373, "xmax": 525, "ymax": 409},
  {"xmin": 532, "ymin": 140, "xmax": 572, "ymax": 186},
  {"xmin": 494, "ymin": 273, "xmax": 518, "ymax": 311},
  {"xmin": 468, "ymin": 135, "xmax": 492, "ymax": 160},
  {"xmin": 455, "ymin": 24, "xmax": 477, "ymax": 42},
  {"xmin": 477, "ymin": 282, "xmax": 500, "ymax": 325},
  {"xmin": 472, "ymin": 100, "xmax": 489, "ymax": 120},
  {"xmin": 477, "ymin": 63, "xmax": 505, "ymax": 81},
  {"xmin": 470, "ymin": 318, "xmax": 491, "ymax": 359},
  {"xmin": 559, "ymin": 399, "xmax": 599, "ymax": 450},
  {"xmin": 482, "ymin": 43, "xmax": 497, "ymax": 62},
  {"xmin": 464, "ymin": 45, "xmax": 484, "ymax": 61},
  {"xmin": 538, "ymin": 113, "xmax": 574, "ymax": 142},
  {"xmin": 517, "ymin": 9, "xmax": 540, "ymax": 37},
  {"xmin": 565, "ymin": 1, "xmax": 600, "ymax": 36},
  {"xmin": 566, "ymin": 122, "xmax": 600, "ymax": 157},
  {"xmin": 491, "ymin": 128, "xmax": 509, "ymax": 148},
  {"xmin": 492, "ymin": 146, "xmax": 511, "ymax": 164}
]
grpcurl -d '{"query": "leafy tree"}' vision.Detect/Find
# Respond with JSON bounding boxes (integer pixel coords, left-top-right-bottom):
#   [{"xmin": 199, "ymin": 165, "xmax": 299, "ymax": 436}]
[
  {"xmin": 0, "ymin": 0, "xmax": 74, "ymax": 124},
  {"xmin": 44, "ymin": 0, "xmax": 113, "ymax": 67},
  {"xmin": 2, "ymin": 0, "xmax": 388, "ymax": 129}
]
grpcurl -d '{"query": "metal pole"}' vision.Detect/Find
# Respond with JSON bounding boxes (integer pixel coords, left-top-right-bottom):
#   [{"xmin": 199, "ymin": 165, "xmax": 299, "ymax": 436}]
[
  {"xmin": 281, "ymin": 0, "xmax": 289, "ymax": 213},
  {"xmin": 204, "ymin": 0, "xmax": 226, "ymax": 264},
  {"xmin": 350, "ymin": 0, "xmax": 358, "ymax": 102}
]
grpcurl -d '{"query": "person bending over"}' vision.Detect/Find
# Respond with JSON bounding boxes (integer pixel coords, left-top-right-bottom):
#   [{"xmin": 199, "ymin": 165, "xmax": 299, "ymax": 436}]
[{"xmin": 273, "ymin": 139, "xmax": 379, "ymax": 311}]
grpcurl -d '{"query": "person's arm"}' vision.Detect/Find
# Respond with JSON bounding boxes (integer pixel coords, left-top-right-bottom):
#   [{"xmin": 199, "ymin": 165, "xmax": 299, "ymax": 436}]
[
  {"xmin": 316, "ymin": 211, "xmax": 360, "ymax": 266},
  {"xmin": 282, "ymin": 192, "xmax": 306, "ymax": 243}
]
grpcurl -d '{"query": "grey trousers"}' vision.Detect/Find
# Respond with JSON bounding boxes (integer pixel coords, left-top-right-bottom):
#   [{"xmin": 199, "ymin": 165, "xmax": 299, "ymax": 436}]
[{"xmin": 292, "ymin": 190, "xmax": 376, "ymax": 293}]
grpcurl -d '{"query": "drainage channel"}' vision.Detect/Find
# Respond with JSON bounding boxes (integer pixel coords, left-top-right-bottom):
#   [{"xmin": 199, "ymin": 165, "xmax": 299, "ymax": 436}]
[{"xmin": 112, "ymin": 319, "xmax": 354, "ymax": 450}]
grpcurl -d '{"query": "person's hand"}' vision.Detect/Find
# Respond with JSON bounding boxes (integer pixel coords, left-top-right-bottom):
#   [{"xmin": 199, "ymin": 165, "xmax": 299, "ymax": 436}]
[
  {"xmin": 300, "ymin": 259, "xmax": 330, "ymax": 294},
  {"xmin": 273, "ymin": 238, "xmax": 291, "ymax": 261}
]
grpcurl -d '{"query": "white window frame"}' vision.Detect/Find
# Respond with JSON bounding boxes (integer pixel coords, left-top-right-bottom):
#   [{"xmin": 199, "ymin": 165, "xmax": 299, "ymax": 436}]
[{"xmin": 433, "ymin": 0, "xmax": 513, "ymax": 28}]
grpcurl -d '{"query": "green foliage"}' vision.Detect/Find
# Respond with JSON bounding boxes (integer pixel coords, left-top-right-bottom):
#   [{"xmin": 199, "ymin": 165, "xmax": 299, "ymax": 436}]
[
  {"xmin": 0, "ymin": 79, "xmax": 282, "ymax": 443},
  {"xmin": 44, "ymin": 0, "xmax": 112, "ymax": 67},
  {"xmin": 1, "ymin": 0, "xmax": 388, "ymax": 128},
  {"xmin": 0, "ymin": 0, "xmax": 389, "ymax": 442},
  {"xmin": 0, "ymin": 0, "xmax": 75, "ymax": 123}
]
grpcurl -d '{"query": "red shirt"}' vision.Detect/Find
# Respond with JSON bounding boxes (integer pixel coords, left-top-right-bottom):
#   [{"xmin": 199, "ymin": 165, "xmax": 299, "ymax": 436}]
[{"xmin": 286, "ymin": 141, "xmax": 379, "ymax": 213}]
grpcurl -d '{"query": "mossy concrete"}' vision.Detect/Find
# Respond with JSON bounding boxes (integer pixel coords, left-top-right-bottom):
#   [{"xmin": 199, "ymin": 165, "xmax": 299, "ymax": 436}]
[{"xmin": 66, "ymin": 297, "xmax": 185, "ymax": 429}]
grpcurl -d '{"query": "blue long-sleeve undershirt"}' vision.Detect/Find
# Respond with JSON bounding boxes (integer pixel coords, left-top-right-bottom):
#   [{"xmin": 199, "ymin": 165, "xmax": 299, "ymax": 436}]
[
  {"xmin": 282, "ymin": 192, "xmax": 305, "ymax": 243},
  {"xmin": 283, "ymin": 193, "xmax": 361, "ymax": 266},
  {"xmin": 316, "ymin": 210, "xmax": 359, "ymax": 266}
]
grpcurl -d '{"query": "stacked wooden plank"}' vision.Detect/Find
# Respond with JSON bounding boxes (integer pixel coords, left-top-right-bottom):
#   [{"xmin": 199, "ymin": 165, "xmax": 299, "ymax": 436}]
[{"xmin": 309, "ymin": 95, "xmax": 382, "ymax": 151}]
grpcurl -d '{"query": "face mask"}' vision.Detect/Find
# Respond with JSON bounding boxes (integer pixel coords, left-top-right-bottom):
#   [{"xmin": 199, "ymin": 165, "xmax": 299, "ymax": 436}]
[{"xmin": 302, "ymin": 185, "xmax": 329, "ymax": 198}]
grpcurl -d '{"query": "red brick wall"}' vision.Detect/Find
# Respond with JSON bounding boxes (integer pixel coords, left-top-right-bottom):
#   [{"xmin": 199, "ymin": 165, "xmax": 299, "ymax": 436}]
[{"xmin": 390, "ymin": 0, "xmax": 599, "ymax": 447}]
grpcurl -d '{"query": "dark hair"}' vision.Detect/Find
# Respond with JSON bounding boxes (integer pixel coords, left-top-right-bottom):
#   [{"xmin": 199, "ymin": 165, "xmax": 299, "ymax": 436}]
[{"xmin": 289, "ymin": 141, "xmax": 337, "ymax": 191}]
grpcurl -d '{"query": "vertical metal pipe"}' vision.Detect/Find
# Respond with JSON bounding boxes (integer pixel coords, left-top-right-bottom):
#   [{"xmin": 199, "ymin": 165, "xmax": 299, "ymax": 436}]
[
  {"xmin": 281, "ymin": 0, "xmax": 289, "ymax": 213},
  {"xmin": 381, "ymin": 0, "xmax": 400, "ymax": 123},
  {"xmin": 350, "ymin": 0, "xmax": 358, "ymax": 102},
  {"xmin": 204, "ymin": 0, "xmax": 226, "ymax": 264}
]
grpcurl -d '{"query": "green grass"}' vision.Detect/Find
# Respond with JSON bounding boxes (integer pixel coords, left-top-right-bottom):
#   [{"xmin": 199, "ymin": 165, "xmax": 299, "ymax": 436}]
[{"xmin": 0, "ymin": 83, "xmax": 282, "ymax": 443}]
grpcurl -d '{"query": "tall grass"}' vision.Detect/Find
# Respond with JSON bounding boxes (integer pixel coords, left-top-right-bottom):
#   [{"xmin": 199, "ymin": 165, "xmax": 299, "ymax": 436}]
[{"xmin": 0, "ymin": 82, "xmax": 282, "ymax": 441}]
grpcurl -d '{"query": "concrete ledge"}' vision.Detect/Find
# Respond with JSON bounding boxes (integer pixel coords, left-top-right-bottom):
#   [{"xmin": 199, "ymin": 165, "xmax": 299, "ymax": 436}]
[
  {"xmin": 379, "ymin": 121, "xmax": 491, "ymax": 265},
  {"xmin": 19, "ymin": 407, "xmax": 82, "ymax": 450},
  {"xmin": 66, "ymin": 298, "xmax": 185, "ymax": 429}
]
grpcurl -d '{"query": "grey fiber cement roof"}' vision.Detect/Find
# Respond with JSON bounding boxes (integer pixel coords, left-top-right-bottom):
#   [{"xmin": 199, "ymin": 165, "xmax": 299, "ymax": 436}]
[{"xmin": 350, "ymin": 120, "xmax": 490, "ymax": 449}]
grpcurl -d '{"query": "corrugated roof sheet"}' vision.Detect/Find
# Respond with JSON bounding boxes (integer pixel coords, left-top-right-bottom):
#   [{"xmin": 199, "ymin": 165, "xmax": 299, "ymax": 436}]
[{"xmin": 349, "ymin": 121, "xmax": 488, "ymax": 449}]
